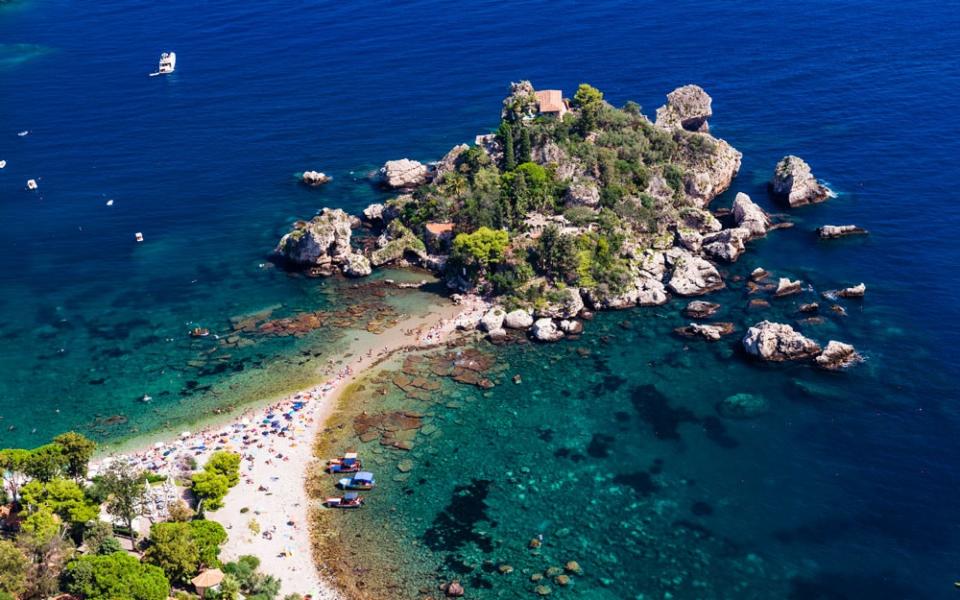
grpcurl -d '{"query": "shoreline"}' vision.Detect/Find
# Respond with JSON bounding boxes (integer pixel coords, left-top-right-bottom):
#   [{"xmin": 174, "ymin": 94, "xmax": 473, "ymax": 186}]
[{"xmin": 90, "ymin": 293, "xmax": 488, "ymax": 598}]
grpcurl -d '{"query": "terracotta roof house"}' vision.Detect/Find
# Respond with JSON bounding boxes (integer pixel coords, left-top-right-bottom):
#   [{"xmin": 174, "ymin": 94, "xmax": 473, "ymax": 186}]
[
  {"xmin": 192, "ymin": 568, "xmax": 225, "ymax": 597},
  {"xmin": 535, "ymin": 90, "xmax": 567, "ymax": 118},
  {"xmin": 424, "ymin": 222, "xmax": 455, "ymax": 250}
]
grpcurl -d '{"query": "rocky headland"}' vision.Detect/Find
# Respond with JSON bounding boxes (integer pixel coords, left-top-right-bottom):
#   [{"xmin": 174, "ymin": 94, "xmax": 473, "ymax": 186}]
[{"xmin": 274, "ymin": 81, "xmax": 862, "ymax": 371}]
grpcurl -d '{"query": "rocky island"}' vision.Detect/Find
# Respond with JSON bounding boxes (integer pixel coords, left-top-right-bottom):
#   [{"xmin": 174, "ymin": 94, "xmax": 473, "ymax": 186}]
[{"xmin": 276, "ymin": 81, "xmax": 859, "ymax": 367}]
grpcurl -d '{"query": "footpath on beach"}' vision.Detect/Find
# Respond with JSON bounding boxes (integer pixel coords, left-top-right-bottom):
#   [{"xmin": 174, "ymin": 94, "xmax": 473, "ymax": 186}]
[{"xmin": 91, "ymin": 294, "xmax": 488, "ymax": 598}]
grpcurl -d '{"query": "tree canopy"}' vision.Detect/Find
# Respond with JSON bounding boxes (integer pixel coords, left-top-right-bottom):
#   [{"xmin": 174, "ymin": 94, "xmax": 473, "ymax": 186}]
[
  {"xmin": 0, "ymin": 541, "xmax": 28, "ymax": 598},
  {"xmin": 64, "ymin": 551, "xmax": 170, "ymax": 600},
  {"xmin": 53, "ymin": 432, "xmax": 96, "ymax": 481},
  {"xmin": 451, "ymin": 227, "xmax": 509, "ymax": 271}
]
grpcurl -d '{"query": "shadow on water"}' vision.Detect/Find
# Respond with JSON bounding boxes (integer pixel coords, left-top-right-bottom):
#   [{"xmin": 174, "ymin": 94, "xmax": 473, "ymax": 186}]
[{"xmin": 422, "ymin": 479, "xmax": 496, "ymax": 554}]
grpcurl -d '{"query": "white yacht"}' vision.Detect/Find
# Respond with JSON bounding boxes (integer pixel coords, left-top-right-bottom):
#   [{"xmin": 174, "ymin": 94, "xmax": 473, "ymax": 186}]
[{"xmin": 150, "ymin": 52, "xmax": 176, "ymax": 76}]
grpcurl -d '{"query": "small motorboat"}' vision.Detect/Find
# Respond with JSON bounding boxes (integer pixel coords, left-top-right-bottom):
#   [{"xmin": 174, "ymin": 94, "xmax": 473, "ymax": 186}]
[
  {"xmin": 26, "ymin": 179, "xmax": 38, "ymax": 190},
  {"xmin": 150, "ymin": 52, "xmax": 176, "ymax": 76},
  {"xmin": 190, "ymin": 327, "xmax": 210, "ymax": 338},
  {"xmin": 326, "ymin": 452, "xmax": 361, "ymax": 473},
  {"xmin": 337, "ymin": 471, "xmax": 375, "ymax": 490},
  {"xmin": 139, "ymin": 394, "xmax": 153, "ymax": 403},
  {"xmin": 323, "ymin": 492, "xmax": 364, "ymax": 509},
  {"xmin": 135, "ymin": 232, "xmax": 144, "ymax": 242},
  {"xmin": 17, "ymin": 130, "xmax": 29, "ymax": 137}
]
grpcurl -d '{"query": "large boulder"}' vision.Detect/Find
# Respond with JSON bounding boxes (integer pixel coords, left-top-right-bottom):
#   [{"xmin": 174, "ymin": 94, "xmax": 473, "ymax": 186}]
[
  {"xmin": 563, "ymin": 179, "xmax": 600, "ymax": 208},
  {"xmin": 534, "ymin": 288, "xmax": 584, "ymax": 319},
  {"xmin": 434, "ymin": 144, "xmax": 469, "ymax": 179},
  {"xmin": 379, "ymin": 159, "xmax": 429, "ymax": 190},
  {"xmin": 815, "ymin": 341, "xmax": 862, "ymax": 370},
  {"xmin": 676, "ymin": 228, "xmax": 703, "ymax": 253},
  {"xmin": 665, "ymin": 248, "xmax": 725, "ymax": 296},
  {"xmin": 504, "ymin": 309, "xmax": 534, "ymax": 329},
  {"xmin": 818, "ymin": 224, "xmax": 868, "ymax": 239},
  {"xmin": 742, "ymin": 321, "xmax": 821, "ymax": 361},
  {"xmin": 701, "ymin": 227, "xmax": 751, "ymax": 262},
  {"xmin": 732, "ymin": 192, "xmax": 770, "ymax": 238},
  {"xmin": 531, "ymin": 318, "xmax": 564, "ymax": 342},
  {"xmin": 680, "ymin": 138, "xmax": 743, "ymax": 208},
  {"xmin": 773, "ymin": 277, "xmax": 803, "ymax": 297},
  {"xmin": 301, "ymin": 170, "xmax": 331, "ymax": 186},
  {"xmin": 370, "ymin": 220, "xmax": 428, "ymax": 266},
  {"xmin": 655, "ymin": 85, "xmax": 713, "ymax": 132},
  {"xmin": 683, "ymin": 300, "xmax": 720, "ymax": 319},
  {"xmin": 275, "ymin": 208, "xmax": 354, "ymax": 271},
  {"xmin": 769, "ymin": 155, "xmax": 830, "ymax": 207},
  {"xmin": 479, "ymin": 308, "xmax": 506, "ymax": 333},
  {"xmin": 838, "ymin": 283, "xmax": 866, "ymax": 298},
  {"xmin": 675, "ymin": 322, "xmax": 735, "ymax": 341},
  {"xmin": 341, "ymin": 253, "xmax": 372, "ymax": 277}
]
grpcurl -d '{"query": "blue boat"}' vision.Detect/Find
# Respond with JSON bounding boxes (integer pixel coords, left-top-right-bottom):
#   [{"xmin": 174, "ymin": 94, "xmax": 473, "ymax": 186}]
[
  {"xmin": 338, "ymin": 471, "xmax": 375, "ymax": 490},
  {"xmin": 323, "ymin": 491, "xmax": 364, "ymax": 509}
]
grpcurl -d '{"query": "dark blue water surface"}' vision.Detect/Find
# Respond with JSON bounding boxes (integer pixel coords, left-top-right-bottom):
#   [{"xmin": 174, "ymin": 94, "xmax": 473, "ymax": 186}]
[{"xmin": 2, "ymin": 1, "xmax": 959, "ymax": 597}]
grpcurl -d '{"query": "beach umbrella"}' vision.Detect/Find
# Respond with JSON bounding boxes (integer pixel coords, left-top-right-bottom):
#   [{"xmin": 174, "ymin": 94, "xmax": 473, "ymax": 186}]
[
  {"xmin": 180, "ymin": 431, "xmax": 191, "ymax": 438},
  {"xmin": 153, "ymin": 442, "xmax": 164, "ymax": 449}
]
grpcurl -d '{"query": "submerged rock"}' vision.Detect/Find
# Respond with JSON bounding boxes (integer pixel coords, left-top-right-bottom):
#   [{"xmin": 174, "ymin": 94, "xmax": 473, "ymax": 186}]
[
  {"xmin": 716, "ymin": 393, "xmax": 769, "ymax": 419},
  {"xmin": 815, "ymin": 340, "xmax": 863, "ymax": 370},
  {"xmin": 675, "ymin": 322, "xmax": 735, "ymax": 341},
  {"xmin": 769, "ymin": 155, "xmax": 831, "ymax": 207},
  {"xmin": 379, "ymin": 158, "xmax": 429, "ymax": 189},
  {"xmin": 818, "ymin": 224, "xmax": 868, "ymax": 239},
  {"xmin": 799, "ymin": 302, "xmax": 820, "ymax": 313},
  {"xmin": 742, "ymin": 321, "xmax": 821, "ymax": 361},
  {"xmin": 683, "ymin": 300, "xmax": 720, "ymax": 319},
  {"xmin": 732, "ymin": 192, "xmax": 771, "ymax": 238},
  {"xmin": 655, "ymin": 84, "xmax": 713, "ymax": 132},
  {"xmin": 531, "ymin": 318, "xmax": 564, "ymax": 342}
]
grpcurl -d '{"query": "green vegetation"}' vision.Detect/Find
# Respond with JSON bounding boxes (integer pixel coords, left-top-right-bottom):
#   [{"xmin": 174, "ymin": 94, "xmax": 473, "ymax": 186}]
[
  {"xmin": 191, "ymin": 451, "xmax": 241, "ymax": 511},
  {"xmin": 64, "ymin": 552, "xmax": 170, "ymax": 600},
  {"xmin": 144, "ymin": 519, "xmax": 226, "ymax": 584},
  {"xmin": 371, "ymin": 80, "xmax": 720, "ymax": 309}
]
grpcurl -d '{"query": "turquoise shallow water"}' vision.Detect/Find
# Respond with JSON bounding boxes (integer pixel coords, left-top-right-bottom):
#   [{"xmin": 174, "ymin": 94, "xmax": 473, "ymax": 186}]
[{"xmin": 2, "ymin": 0, "xmax": 960, "ymax": 597}]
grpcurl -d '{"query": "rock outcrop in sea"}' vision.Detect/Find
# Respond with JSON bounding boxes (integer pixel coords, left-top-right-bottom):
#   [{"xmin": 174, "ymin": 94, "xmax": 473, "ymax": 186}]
[
  {"xmin": 275, "ymin": 208, "xmax": 368, "ymax": 276},
  {"xmin": 815, "ymin": 340, "xmax": 863, "ymax": 370},
  {"xmin": 379, "ymin": 158, "xmax": 429, "ymax": 189},
  {"xmin": 769, "ymin": 155, "xmax": 831, "ymax": 207},
  {"xmin": 818, "ymin": 224, "xmax": 868, "ymax": 239},
  {"xmin": 655, "ymin": 84, "xmax": 713, "ymax": 132},
  {"xmin": 742, "ymin": 321, "xmax": 822, "ymax": 361}
]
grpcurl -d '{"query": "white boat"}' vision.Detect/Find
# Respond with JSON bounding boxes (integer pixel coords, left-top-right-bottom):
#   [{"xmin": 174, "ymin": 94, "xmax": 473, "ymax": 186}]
[{"xmin": 150, "ymin": 52, "xmax": 176, "ymax": 76}]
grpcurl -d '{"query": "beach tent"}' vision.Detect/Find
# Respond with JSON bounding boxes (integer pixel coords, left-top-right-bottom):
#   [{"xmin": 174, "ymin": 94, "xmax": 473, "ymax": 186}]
[{"xmin": 191, "ymin": 568, "xmax": 224, "ymax": 597}]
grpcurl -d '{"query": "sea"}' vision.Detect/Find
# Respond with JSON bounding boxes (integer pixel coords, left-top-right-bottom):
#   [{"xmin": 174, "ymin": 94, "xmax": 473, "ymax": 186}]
[{"xmin": 1, "ymin": 1, "xmax": 958, "ymax": 598}]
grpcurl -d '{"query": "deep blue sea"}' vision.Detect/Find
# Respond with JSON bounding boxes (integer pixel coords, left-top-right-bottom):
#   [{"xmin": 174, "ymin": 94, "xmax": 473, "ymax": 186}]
[{"xmin": 2, "ymin": 1, "xmax": 959, "ymax": 597}]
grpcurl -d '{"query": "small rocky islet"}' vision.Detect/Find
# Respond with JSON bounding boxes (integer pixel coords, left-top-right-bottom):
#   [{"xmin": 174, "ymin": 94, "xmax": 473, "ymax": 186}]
[{"xmin": 276, "ymin": 80, "xmax": 863, "ymax": 371}]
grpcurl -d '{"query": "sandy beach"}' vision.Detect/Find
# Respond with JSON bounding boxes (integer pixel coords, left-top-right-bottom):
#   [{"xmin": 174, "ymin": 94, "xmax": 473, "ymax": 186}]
[{"xmin": 91, "ymin": 293, "xmax": 488, "ymax": 598}]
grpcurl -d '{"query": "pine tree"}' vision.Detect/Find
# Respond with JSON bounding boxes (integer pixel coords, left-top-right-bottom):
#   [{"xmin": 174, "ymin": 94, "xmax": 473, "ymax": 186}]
[{"xmin": 498, "ymin": 122, "xmax": 516, "ymax": 171}]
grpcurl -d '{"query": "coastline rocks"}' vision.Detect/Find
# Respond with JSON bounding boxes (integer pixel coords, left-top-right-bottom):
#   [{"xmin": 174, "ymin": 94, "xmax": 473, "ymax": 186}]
[
  {"xmin": 675, "ymin": 322, "xmax": 735, "ymax": 341},
  {"xmin": 378, "ymin": 158, "xmax": 429, "ymax": 190},
  {"xmin": 655, "ymin": 84, "xmax": 713, "ymax": 132},
  {"xmin": 679, "ymin": 138, "xmax": 742, "ymax": 207},
  {"xmin": 559, "ymin": 319, "xmax": 583, "ymax": 335},
  {"xmin": 504, "ymin": 309, "xmax": 534, "ymax": 330},
  {"xmin": 665, "ymin": 248, "xmax": 725, "ymax": 296},
  {"xmin": 434, "ymin": 143, "xmax": 469, "ymax": 179},
  {"xmin": 534, "ymin": 288, "xmax": 584, "ymax": 319},
  {"xmin": 838, "ymin": 283, "xmax": 866, "ymax": 298},
  {"xmin": 676, "ymin": 228, "xmax": 703, "ymax": 253},
  {"xmin": 679, "ymin": 207, "xmax": 722, "ymax": 234},
  {"xmin": 275, "ymin": 208, "xmax": 360, "ymax": 275},
  {"xmin": 370, "ymin": 220, "xmax": 428, "ymax": 267},
  {"xmin": 716, "ymin": 393, "xmax": 769, "ymax": 419},
  {"xmin": 563, "ymin": 179, "xmax": 601, "ymax": 208},
  {"xmin": 773, "ymin": 277, "xmax": 803, "ymax": 297},
  {"xmin": 818, "ymin": 224, "xmax": 868, "ymax": 239},
  {"xmin": 684, "ymin": 300, "xmax": 720, "ymax": 319},
  {"xmin": 799, "ymin": 302, "xmax": 820, "ymax": 313},
  {"xmin": 479, "ymin": 308, "xmax": 506, "ymax": 333},
  {"xmin": 732, "ymin": 192, "xmax": 771, "ymax": 237},
  {"xmin": 751, "ymin": 268, "xmax": 769, "ymax": 281},
  {"xmin": 742, "ymin": 321, "xmax": 821, "ymax": 361},
  {"xmin": 769, "ymin": 155, "xmax": 831, "ymax": 207},
  {"xmin": 341, "ymin": 253, "xmax": 372, "ymax": 277},
  {"xmin": 702, "ymin": 227, "xmax": 751, "ymax": 262},
  {"xmin": 583, "ymin": 275, "xmax": 667, "ymax": 310},
  {"xmin": 815, "ymin": 340, "xmax": 863, "ymax": 370},
  {"xmin": 474, "ymin": 133, "xmax": 503, "ymax": 165},
  {"xmin": 531, "ymin": 318, "xmax": 564, "ymax": 342},
  {"xmin": 301, "ymin": 170, "xmax": 331, "ymax": 186}
]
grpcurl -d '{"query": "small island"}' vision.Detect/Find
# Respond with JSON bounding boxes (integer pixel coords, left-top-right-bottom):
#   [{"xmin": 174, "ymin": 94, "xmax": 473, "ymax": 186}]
[{"xmin": 276, "ymin": 81, "xmax": 850, "ymax": 362}]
